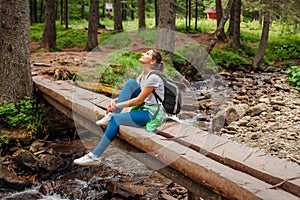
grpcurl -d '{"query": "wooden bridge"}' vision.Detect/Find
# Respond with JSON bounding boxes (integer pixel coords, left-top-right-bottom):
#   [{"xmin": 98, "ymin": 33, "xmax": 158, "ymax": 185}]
[{"xmin": 33, "ymin": 75, "xmax": 300, "ymax": 200}]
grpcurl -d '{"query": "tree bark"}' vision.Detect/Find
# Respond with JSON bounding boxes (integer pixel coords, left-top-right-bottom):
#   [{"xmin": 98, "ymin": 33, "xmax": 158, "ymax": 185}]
[
  {"xmin": 113, "ymin": 0, "xmax": 123, "ymax": 31},
  {"xmin": 81, "ymin": 0, "xmax": 85, "ymax": 19},
  {"xmin": 138, "ymin": 0, "xmax": 146, "ymax": 29},
  {"xmin": 191, "ymin": 0, "xmax": 234, "ymax": 71},
  {"xmin": 64, "ymin": 0, "xmax": 68, "ymax": 29},
  {"xmin": 215, "ymin": 0, "xmax": 226, "ymax": 40},
  {"xmin": 253, "ymin": 9, "xmax": 271, "ymax": 70},
  {"xmin": 42, "ymin": 0, "xmax": 57, "ymax": 50},
  {"xmin": 86, "ymin": 0, "xmax": 99, "ymax": 51},
  {"xmin": 30, "ymin": 0, "xmax": 38, "ymax": 24},
  {"xmin": 39, "ymin": 0, "xmax": 44, "ymax": 23},
  {"xmin": 154, "ymin": 0, "xmax": 159, "ymax": 27},
  {"xmin": 0, "ymin": 0, "xmax": 33, "ymax": 103},
  {"xmin": 60, "ymin": 0, "xmax": 63, "ymax": 26},
  {"xmin": 233, "ymin": 0, "xmax": 241, "ymax": 48},
  {"xmin": 130, "ymin": 0, "xmax": 135, "ymax": 20},
  {"xmin": 227, "ymin": 0, "xmax": 235, "ymax": 36},
  {"xmin": 157, "ymin": 0, "xmax": 177, "ymax": 57}
]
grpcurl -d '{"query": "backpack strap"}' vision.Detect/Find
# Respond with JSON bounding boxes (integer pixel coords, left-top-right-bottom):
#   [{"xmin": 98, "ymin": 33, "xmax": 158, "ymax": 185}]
[{"xmin": 147, "ymin": 70, "xmax": 163, "ymax": 119}]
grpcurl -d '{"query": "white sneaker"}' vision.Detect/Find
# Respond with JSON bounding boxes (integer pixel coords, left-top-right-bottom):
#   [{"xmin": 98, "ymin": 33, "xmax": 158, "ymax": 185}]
[
  {"xmin": 96, "ymin": 112, "xmax": 112, "ymax": 125},
  {"xmin": 73, "ymin": 152, "xmax": 101, "ymax": 166}
]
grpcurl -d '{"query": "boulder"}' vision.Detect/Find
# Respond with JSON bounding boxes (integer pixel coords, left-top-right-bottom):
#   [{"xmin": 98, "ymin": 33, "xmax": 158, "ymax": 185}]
[{"xmin": 0, "ymin": 165, "xmax": 30, "ymax": 191}]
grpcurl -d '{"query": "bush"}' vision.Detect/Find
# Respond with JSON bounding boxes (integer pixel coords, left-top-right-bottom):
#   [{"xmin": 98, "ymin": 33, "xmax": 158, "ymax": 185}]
[
  {"xmin": 0, "ymin": 97, "xmax": 45, "ymax": 138},
  {"xmin": 287, "ymin": 66, "xmax": 300, "ymax": 91}
]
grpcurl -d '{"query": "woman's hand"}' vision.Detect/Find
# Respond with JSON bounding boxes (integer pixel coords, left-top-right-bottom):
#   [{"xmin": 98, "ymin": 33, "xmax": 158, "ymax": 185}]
[{"xmin": 107, "ymin": 100, "xmax": 116, "ymax": 113}]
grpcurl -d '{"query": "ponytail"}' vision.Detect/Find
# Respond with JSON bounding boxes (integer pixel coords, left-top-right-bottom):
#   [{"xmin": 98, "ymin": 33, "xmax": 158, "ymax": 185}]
[{"xmin": 151, "ymin": 49, "xmax": 165, "ymax": 72}]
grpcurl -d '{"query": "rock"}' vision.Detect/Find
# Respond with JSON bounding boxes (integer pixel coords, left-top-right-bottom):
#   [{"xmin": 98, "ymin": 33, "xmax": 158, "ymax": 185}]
[
  {"xmin": 29, "ymin": 140, "xmax": 46, "ymax": 153},
  {"xmin": 37, "ymin": 154, "xmax": 67, "ymax": 173},
  {"xmin": 106, "ymin": 181, "xmax": 148, "ymax": 198},
  {"xmin": 212, "ymin": 103, "xmax": 249, "ymax": 132},
  {"xmin": 247, "ymin": 103, "xmax": 267, "ymax": 116},
  {"xmin": 160, "ymin": 194, "xmax": 178, "ymax": 200},
  {"xmin": 12, "ymin": 149, "xmax": 39, "ymax": 170},
  {"xmin": 39, "ymin": 180, "xmax": 57, "ymax": 195},
  {"xmin": 0, "ymin": 165, "xmax": 30, "ymax": 191}
]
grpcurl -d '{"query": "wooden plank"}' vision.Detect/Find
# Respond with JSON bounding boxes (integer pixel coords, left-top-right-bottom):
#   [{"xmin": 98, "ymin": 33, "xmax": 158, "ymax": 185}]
[
  {"xmin": 156, "ymin": 122, "xmax": 300, "ymax": 197},
  {"xmin": 119, "ymin": 126, "xmax": 299, "ymax": 200}
]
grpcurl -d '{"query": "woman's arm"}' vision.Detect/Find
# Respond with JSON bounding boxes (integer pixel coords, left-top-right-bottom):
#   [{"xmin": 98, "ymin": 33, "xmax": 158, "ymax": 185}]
[{"xmin": 111, "ymin": 86, "xmax": 154, "ymax": 111}]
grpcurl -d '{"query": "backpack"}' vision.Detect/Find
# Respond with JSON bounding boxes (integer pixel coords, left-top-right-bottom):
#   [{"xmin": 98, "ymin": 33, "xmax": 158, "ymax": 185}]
[{"xmin": 148, "ymin": 70, "xmax": 182, "ymax": 115}]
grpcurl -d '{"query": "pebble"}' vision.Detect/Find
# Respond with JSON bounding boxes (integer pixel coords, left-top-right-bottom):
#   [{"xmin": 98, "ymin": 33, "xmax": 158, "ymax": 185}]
[{"xmin": 219, "ymin": 72, "xmax": 300, "ymax": 164}]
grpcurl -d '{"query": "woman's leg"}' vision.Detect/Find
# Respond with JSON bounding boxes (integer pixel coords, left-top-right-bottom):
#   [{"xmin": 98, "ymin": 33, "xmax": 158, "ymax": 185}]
[
  {"xmin": 92, "ymin": 110, "xmax": 152, "ymax": 157},
  {"xmin": 115, "ymin": 79, "xmax": 141, "ymax": 113}
]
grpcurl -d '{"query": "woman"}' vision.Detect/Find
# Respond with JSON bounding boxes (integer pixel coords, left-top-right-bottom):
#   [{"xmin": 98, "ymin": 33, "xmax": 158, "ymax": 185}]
[{"xmin": 74, "ymin": 49, "xmax": 166, "ymax": 166}]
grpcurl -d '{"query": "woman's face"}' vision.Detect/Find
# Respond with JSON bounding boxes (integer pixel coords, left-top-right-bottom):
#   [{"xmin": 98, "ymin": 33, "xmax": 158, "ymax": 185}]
[{"xmin": 139, "ymin": 50, "xmax": 155, "ymax": 64}]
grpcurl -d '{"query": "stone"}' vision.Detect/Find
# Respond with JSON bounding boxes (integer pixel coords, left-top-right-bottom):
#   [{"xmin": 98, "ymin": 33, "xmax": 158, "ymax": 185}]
[
  {"xmin": 247, "ymin": 103, "xmax": 267, "ymax": 116},
  {"xmin": 12, "ymin": 149, "xmax": 39, "ymax": 170},
  {"xmin": 0, "ymin": 165, "xmax": 30, "ymax": 191}
]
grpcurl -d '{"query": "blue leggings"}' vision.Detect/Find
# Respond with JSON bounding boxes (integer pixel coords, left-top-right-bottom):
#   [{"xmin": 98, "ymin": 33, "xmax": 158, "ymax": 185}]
[{"xmin": 92, "ymin": 79, "xmax": 152, "ymax": 157}]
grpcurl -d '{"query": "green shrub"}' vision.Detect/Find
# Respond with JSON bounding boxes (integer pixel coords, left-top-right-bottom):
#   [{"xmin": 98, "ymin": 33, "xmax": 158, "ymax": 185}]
[
  {"xmin": 210, "ymin": 49, "xmax": 251, "ymax": 69},
  {"xmin": 0, "ymin": 97, "xmax": 45, "ymax": 138},
  {"xmin": 287, "ymin": 66, "xmax": 300, "ymax": 91}
]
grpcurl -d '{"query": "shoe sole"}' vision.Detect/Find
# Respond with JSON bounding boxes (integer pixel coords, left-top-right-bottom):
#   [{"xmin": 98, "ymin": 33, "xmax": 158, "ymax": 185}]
[{"xmin": 74, "ymin": 161, "xmax": 101, "ymax": 166}]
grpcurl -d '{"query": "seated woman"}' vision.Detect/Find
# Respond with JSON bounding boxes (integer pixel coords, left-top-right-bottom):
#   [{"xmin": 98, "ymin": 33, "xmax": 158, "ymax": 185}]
[{"xmin": 74, "ymin": 49, "xmax": 166, "ymax": 166}]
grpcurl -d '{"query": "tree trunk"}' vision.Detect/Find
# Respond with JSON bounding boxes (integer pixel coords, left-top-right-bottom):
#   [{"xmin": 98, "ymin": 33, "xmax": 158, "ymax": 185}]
[
  {"xmin": 121, "ymin": 2, "xmax": 127, "ymax": 20},
  {"xmin": 0, "ymin": 0, "xmax": 33, "ymax": 103},
  {"xmin": 81, "ymin": 0, "xmax": 85, "ymax": 19},
  {"xmin": 86, "ymin": 0, "xmax": 99, "ymax": 51},
  {"xmin": 227, "ymin": 0, "xmax": 235, "ymax": 36},
  {"xmin": 42, "ymin": 0, "xmax": 57, "ymax": 50},
  {"xmin": 64, "ymin": 0, "xmax": 68, "ymax": 29},
  {"xmin": 30, "ymin": 0, "xmax": 38, "ymax": 24},
  {"xmin": 233, "ymin": 0, "xmax": 241, "ymax": 48},
  {"xmin": 195, "ymin": 0, "xmax": 199, "ymax": 30},
  {"xmin": 60, "ymin": 0, "xmax": 63, "ymax": 26},
  {"xmin": 157, "ymin": 0, "xmax": 176, "ymax": 58},
  {"xmin": 138, "ymin": 0, "xmax": 146, "ymax": 29},
  {"xmin": 114, "ymin": 0, "xmax": 123, "ymax": 31},
  {"xmin": 130, "ymin": 0, "xmax": 135, "ymax": 20},
  {"xmin": 215, "ymin": 0, "xmax": 226, "ymax": 40},
  {"xmin": 154, "ymin": 0, "xmax": 159, "ymax": 27},
  {"xmin": 39, "ymin": 0, "xmax": 43, "ymax": 23},
  {"xmin": 253, "ymin": 9, "xmax": 271, "ymax": 70},
  {"xmin": 191, "ymin": 0, "xmax": 234, "ymax": 70}
]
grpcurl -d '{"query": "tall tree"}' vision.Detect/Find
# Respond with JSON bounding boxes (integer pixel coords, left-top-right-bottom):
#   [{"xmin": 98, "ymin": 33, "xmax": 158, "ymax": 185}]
[
  {"xmin": 0, "ymin": 0, "xmax": 33, "ymax": 103},
  {"xmin": 253, "ymin": 2, "xmax": 271, "ymax": 70},
  {"xmin": 81, "ymin": 0, "xmax": 85, "ymax": 19},
  {"xmin": 114, "ymin": 0, "xmax": 123, "ymax": 31},
  {"xmin": 60, "ymin": 0, "xmax": 64, "ymax": 26},
  {"xmin": 138, "ymin": 0, "xmax": 146, "ymax": 29},
  {"xmin": 30, "ymin": 0, "xmax": 38, "ymax": 24},
  {"xmin": 154, "ymin": 0, "xmax": 159, "ymax": 27},
  {"xmin": 232, "ymin": 0, "xmax": 241, "ymax": 48},
  {"xmin": 64, "ymin": 0, "xmax": 69, "ymax": 29},
  {"xmin": 86, "ymin": 0, "xmax": 99, "ymax": 51},
  {"xmin": 215, "ymin": 0, "xmax": 226, "ymax": 40},
  {"xmin": 227, "ymin": 1, "xmax": 235, "ymax": 36},
  {"xmin": 191, "ymin": 0, "xmax": 234, "ymax": 69},
  {"xmin": 157, "ymin": 0, "xmax": 177, "ymax": 58},
  {"xmin": 42, "ymin": 0, "xmax": 57, "ymax": 50}
]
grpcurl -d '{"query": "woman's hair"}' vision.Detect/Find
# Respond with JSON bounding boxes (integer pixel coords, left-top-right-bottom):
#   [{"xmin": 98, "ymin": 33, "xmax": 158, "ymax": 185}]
[{"xmin": 151, "ymin": 49, "xmax": 165, "ymax": 72}]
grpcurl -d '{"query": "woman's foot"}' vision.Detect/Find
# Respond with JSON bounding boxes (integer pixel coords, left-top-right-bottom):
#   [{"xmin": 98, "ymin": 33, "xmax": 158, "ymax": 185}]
[
  {"xmin": 96, "ymin": 112, "xmax": 112, "ymax": 125},
  {"xmin": 73, "ymin": 152, "xmax": 101, "ymax": 166}
]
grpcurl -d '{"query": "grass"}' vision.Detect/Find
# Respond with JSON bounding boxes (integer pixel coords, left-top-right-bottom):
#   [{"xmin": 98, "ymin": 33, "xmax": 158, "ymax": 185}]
[{"xmin": 30, "ymin": 17, "xmax": 299, "ymax": 69}]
